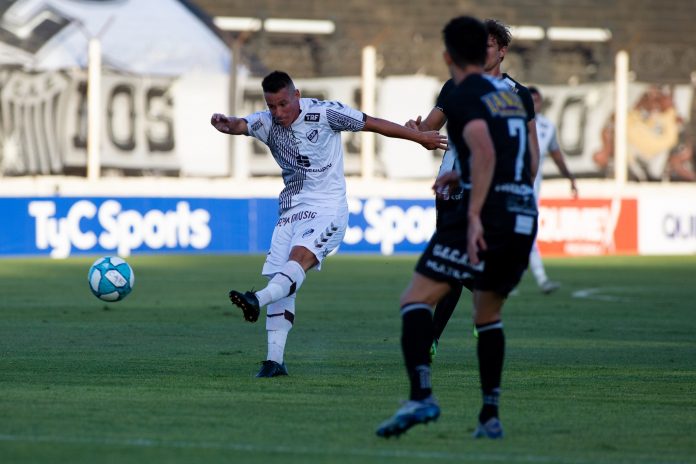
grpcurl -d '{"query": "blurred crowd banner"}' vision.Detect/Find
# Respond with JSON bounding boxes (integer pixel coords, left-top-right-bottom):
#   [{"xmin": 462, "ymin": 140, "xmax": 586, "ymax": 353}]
[
  {"xmin": 0, "ymin": 0, "xmax": 693, "ymax": 181},
  {"xmin": 0, "ymin": 0, "xmax": 230, "ymax": 177},
  {"xmin": 1, "ymin": 193, "xmax": 694, "ymax": 258},
  {"xmin": 539, "ymin": 83, "xmax": 695, "ymax": 182}
]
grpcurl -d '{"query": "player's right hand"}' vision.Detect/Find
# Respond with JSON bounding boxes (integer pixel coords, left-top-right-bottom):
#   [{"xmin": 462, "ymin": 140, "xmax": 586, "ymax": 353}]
[
  {"xmin": 467, "ymin": 215, "xmax": 486, "ymax": 266},
  {"xmin": 210, "ymin": 113, "xmax": 230, "ymax": 133},
  {"xmin": 405, "ymin": 115, "xmax": 422, "ymax": 130},
  {"xmin": 420, "ymin": 130, "xmax": 448, "ymax": 151}
]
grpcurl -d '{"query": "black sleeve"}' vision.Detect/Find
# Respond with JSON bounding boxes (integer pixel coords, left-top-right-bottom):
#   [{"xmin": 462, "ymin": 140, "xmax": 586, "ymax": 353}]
[
  {"xmin": 435, "ymin": 79, "xmax": 455, "ymax": 112},
  {"xmin": 517, "ymin": 85, "xmax": 536, "ymax": 122}
]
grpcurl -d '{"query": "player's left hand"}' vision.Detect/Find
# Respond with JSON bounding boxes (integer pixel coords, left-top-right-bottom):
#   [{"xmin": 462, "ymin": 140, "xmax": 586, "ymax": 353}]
[
  {"xmin": 467, "ymin": 214, "xmax": 486, "ymax": 265},
  {"xmin": 420, "ymin": 131, "xmax": 448, "ymax": 151},
  {"xmin": 432, "ymin": 170, "xmax": 459, "ymax": 197}
]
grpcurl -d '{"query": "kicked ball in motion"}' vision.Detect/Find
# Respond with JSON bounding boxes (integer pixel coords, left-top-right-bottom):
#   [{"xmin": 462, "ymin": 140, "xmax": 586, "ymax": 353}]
[{"xmin": 88, "ymin": 256, "xmax": 135, "ymax": 302}]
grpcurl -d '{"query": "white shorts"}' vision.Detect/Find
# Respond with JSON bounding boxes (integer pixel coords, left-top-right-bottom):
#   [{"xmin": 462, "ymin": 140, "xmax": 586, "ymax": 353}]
[{"xmin": 262, "ymin": 204, "xmax": 348, "ymax": 276}]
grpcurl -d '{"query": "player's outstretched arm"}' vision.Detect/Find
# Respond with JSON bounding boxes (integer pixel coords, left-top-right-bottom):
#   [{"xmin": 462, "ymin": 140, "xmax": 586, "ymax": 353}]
[
  {"xmin": 211, "ymin": 113, "xmax": 248, "ymax": 135},
  {"xmin": 549, "ymin": 148, "xmax": 578, "ymax": 198},
  {"xmin": 364, "ymin": 115, "xmax": 448, "ymax": 150}
]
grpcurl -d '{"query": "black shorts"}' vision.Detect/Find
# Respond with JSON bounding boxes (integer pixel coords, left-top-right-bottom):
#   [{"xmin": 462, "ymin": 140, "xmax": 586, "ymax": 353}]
[
  {"xmin": 435, "ymin": 197, "xmax": 462, "ymax": 229},
  {"xmin": 416, "ymin": 210, "xmax": 537, "ymax": 297}
]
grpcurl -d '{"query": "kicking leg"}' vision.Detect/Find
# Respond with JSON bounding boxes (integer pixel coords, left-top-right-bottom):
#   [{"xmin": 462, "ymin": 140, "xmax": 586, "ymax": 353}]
[{"xmin": 230, "ymin": 246, "xmax": 315, "ymax": 322}]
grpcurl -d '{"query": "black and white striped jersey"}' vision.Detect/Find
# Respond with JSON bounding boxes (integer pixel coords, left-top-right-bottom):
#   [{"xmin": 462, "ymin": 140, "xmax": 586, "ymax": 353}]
[{"xmin": 244, "ymin": 98, "xmax": 366, "ymax": 213}]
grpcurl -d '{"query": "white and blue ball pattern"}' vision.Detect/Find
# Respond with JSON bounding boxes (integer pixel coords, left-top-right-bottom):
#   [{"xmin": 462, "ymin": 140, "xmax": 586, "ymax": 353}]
[{"xmin": 88, "ymin": 256, "xmax": 135, "ymax": 302}]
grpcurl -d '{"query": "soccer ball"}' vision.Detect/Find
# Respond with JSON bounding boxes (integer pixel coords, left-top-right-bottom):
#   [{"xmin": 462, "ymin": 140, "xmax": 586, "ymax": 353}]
[{"xmin": 88, "ymin": 256, "xmax": 135, "ymax": 302}]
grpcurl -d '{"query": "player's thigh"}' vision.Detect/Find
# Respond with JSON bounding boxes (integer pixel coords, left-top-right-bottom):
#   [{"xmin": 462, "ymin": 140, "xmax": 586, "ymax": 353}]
[
  {"xmin": 476, "ymin": 229, "xmax": 535, "ymax": 297},
  {"xmin": 262, "ymin": 218, "xmax": 295, "ymax": 276},
  {"xmin": 290, "ymin": 206, "xmax": 348, "ymax": 270}
]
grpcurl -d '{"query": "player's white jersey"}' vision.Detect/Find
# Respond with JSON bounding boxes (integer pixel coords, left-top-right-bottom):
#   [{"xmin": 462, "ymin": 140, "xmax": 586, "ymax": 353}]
[
  {"xmin": 535, "ymin": 113, "xmax": 559, "ymax": 162},
  {"xmin": 533, "ymin": 113, "xmax": 560, "ymax": 194},
  {"xmin": 244, "ymin": 98, "xmax": 366, "ymax": 213}
]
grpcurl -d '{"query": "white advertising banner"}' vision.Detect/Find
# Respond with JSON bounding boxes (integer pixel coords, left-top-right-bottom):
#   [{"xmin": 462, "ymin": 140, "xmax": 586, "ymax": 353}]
[
  {"xmin": 638, "ymin": 191, "xmax": 696, "ymax": 255},
  {"xmin": 0, "ymin": 0, "xmax": 231, "ymax": 177}
]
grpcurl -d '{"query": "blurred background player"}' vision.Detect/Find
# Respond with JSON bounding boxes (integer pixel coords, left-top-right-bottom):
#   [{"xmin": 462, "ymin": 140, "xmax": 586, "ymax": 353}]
[
  {"xmin": 376, "ymin": 15, "xmax": 537, "ymax": 439},
  {"xmin": 406, "ymin": 18, "xmax": 539, "ymax": 357},
  {"xmin": 211, "ymin": 71, "xmax": 447, "ymax": 378},
  {"xmin": 528, "ymin": 86, "xmax": 578, "ymax": 294}
]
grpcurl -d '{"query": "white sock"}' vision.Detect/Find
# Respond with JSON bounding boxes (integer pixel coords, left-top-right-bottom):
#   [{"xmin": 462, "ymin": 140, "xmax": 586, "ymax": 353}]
[
  {"xmin": 256, "ymin": 260, "xmax": 306, "ymax": 307},
  {"xmin": 265, "ymin": 296, "xmax": 295, "ymax": 364},
  {"xmin": 267, "ymin": 330, "xmax": 289, "ymax": 364},
  {"xmin": 529, "ymin": 242, "xmax": 548, "ymax": 285}
]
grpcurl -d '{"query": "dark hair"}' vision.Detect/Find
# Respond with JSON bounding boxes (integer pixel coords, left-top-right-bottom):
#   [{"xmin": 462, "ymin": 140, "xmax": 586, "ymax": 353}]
[
  {"xmin": 528, "ymin": 86, "xmax": 541, "ymax": 97},
  {"xmin": 442, "ymin": 16, "xmax": 488, "ymax": 67},
  {"xmin": 262, "ymin": 71, "xmax": 295, "ymax": 93},
  {"xmin": 485, "ymin": 18, "xmax": 512, "ymax": 48}
]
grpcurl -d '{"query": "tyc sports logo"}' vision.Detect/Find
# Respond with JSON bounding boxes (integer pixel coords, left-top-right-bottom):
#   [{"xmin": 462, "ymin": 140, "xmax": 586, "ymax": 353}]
[
  {"xmin": 344, "ymin": 198, "xmax": 436, "ymax": 254},
  {"xmin": 28, "ymin": 200, "xmax": 212, "ymax": 258}
]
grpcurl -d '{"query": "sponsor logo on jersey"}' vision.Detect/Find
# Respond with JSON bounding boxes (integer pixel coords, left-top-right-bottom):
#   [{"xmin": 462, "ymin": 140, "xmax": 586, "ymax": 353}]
[
  {"xmin": 251, "ymin": 120, "xmax": 263, "ymax": 131},
  {"xmin": 305, "ymin": 163, "xmax": 332, "ymax": 173},
  {"xmin": 302, "ymin": 228, "xmax": 315, "ymax": 238},
  {"xmin": 304, "ymin": 113, "xmax": 320, "ymax": 122},
  {"xmin": 306, "ymin": 129, "xmax": 319, "ymax": 143},
  {"xmin": 295, "ymin": 154, "xmax": 311, "ymax": 167},
  {"xmin": 481, "ymin": 91, "xmax": 526, "ymax": 118},
  {"xmin": 276, "ymin": 210, "xmax": 317, "ymax": 226}
]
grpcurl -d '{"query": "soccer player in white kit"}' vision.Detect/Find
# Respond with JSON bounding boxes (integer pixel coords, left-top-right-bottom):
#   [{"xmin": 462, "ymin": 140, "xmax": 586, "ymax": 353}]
[
  {"xmin": 528, "ymin": 86, "xmax": 578, "ymax": 294},
  {"xmin": 211, "ymin": 71, "xmax": 447, "ymax": 377}
]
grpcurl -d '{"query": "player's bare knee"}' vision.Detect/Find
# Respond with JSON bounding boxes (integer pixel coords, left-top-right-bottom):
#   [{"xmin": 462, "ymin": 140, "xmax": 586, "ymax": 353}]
[{"xmin": 288, "ymin": 246, "xmax": 319, "ymax": 271}]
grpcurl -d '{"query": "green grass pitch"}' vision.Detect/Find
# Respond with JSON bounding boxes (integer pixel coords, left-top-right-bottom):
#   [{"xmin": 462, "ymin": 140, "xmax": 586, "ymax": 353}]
[{"xmin": 1, "ymin": 254, "xmax": 695, "ymax": 463}]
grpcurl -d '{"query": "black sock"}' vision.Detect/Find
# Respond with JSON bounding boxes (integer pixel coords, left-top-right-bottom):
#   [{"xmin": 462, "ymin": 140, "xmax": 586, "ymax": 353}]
[
  {"xmin": 401, "ymin": 303, "xmax": 434, "ymax": 400},
  {"xmin": 432, "ymin": 282, "xmax": 463, "ymax": 341},
  {"xmin": 476, "ymin": 320, "xmax": 504, "ymax": 422}
]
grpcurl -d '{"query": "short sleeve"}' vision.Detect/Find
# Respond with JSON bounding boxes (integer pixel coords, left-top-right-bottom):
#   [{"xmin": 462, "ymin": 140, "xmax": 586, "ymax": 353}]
[
  {"xmin": 435, "ymin": 79, "xmax": 455, "ymax": 113},
  {"xmin": 243, "ymin": 111, "xmax": 272, "ymax": 144},
  {"xmin": 325, "ymin": 101, "xmax": 366, "ymax": 132},
  {"xmin": 518, "ymin": 87, "xmax": 536, "ymax": 122}
]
